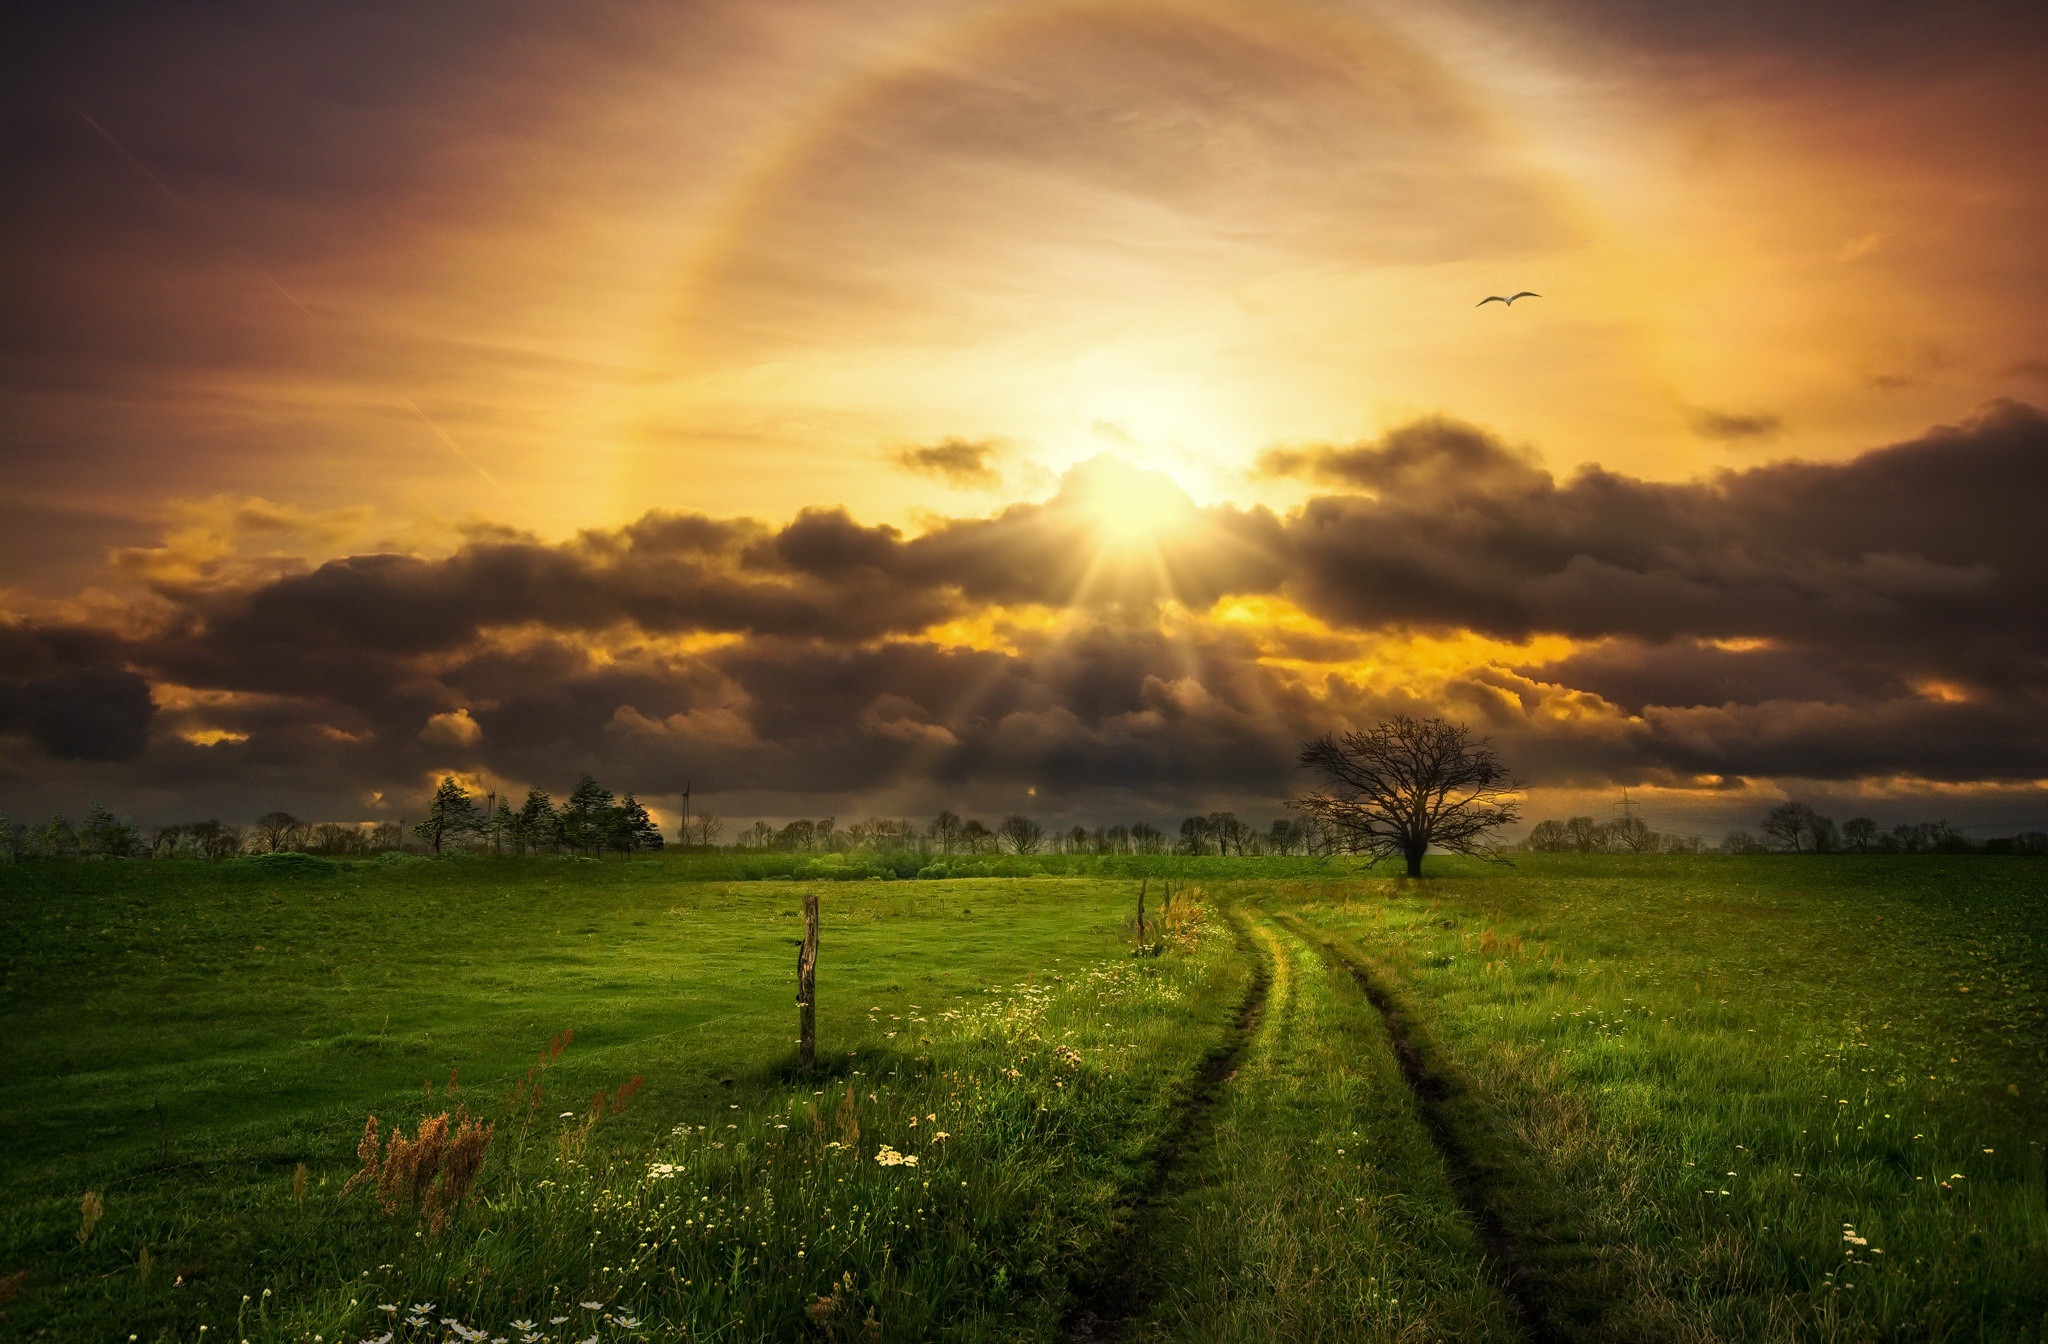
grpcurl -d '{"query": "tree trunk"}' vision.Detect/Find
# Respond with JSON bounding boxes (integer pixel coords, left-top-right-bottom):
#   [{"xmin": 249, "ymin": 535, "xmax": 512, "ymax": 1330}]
[
  {"xmin": 797, "ymin": 892, "xmax": 819, "ymax": 1071},
  {"xmin": 1404, "ymin": 846, "xmax": 1424, "ymax": 878}
]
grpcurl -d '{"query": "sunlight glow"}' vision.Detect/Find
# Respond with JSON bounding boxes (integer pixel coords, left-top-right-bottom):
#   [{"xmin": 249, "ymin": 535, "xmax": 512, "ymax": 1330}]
[{"xmin": 1064, "ymin": 455, "xmax": 1200, "ymax": 554}]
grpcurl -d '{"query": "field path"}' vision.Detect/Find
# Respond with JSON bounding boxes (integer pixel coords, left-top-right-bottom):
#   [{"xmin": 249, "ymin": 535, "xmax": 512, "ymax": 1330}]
[
  {"xmin": 1065, "ymin": 914, "xmax": 1274, "ymax": 1340},
  {"xmin": 1085, "ymin": 911, "xmax": 1524, "ymax": 1343},
  {"xmin": 1286, "ymin": 915, "xmax": 1571, "ymax": 1344}
]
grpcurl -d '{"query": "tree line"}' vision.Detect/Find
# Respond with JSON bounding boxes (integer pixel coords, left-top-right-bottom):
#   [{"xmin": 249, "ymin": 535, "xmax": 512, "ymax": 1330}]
[
  {"xmin": 731, "ymin": 811, "xmax": 1322, "ymax": 857},
  {"xmin": 1523, "ymin": 802, "xmax": 2048, "ymax": 856},
  {"xmin": 0, "ymin": 791, "xmax": 1329, "ymax": 862}
]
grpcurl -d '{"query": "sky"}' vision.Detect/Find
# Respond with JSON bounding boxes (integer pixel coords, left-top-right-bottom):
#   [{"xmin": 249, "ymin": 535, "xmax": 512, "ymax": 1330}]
[{"xmin": 5, "ymin": 0, "xmax": 2048, "ymax": 840}]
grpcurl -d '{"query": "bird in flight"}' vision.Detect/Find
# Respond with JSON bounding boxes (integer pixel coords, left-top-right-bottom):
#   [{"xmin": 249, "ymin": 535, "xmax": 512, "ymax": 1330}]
[{"xmin": 1477, "ymin": 291, "xmax": 1541, "ymax": 307}]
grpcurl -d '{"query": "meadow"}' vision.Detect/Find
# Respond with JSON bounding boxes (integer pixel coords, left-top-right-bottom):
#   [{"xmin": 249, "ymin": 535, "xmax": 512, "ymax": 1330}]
[{"xmin": 1, "ymin": 854, "xmax": 2043, "ymax": 1342}]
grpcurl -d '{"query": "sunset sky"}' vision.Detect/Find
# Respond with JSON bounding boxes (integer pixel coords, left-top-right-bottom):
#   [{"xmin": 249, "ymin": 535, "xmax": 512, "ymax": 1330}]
[{"xmin": 6, "ymin": 0, "xmax": 2047, "ymax": 838}]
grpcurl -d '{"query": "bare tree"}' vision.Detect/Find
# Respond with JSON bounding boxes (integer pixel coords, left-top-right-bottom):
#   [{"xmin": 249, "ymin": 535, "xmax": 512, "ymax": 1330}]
[
  {"xmin": 927, "ymin": 811, "xmax": 965, "ymax": 855},
  {"xmin": 1761, "ymin": 802, "xmax": 1833, "ymax": 853},
  {"xmin": 252, "ymin": 811, "xmax": 306, "ymax": 854},
  {"xmin": 1291, "ymin": 717, "xmax": 1521, "ymax": 877},
  {"xmin": 997, "ymin": 814, "xmax": 1045, "ymax": 855}
]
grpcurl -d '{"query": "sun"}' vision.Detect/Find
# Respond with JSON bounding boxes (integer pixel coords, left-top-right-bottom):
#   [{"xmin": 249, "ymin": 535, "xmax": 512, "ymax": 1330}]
[{"xmin": 1061, "ymin": 455, "xmax": 1201, "ymax": 553}]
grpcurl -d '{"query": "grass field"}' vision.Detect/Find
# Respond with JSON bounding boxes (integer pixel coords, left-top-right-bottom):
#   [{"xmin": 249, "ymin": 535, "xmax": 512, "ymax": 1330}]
[{"xmin": 3, "ymin": 854, "xmax": 2044, "ymax": 1341}]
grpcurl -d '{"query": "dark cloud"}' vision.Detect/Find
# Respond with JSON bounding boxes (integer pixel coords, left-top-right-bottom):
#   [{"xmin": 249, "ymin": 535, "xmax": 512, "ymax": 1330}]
[
  {"xmin": 7, "ymin": 406, "xmax": 2048, "ymax": 822},
  {"xmin": 1687, "ymin": 407, "xmax": 1783, "ymax": 442},
  {"xmin": 894, "ymin": 437, "xmax": 1002, "ymax": 488},
  {"xmin": 1278, "ymin": 401, "xmax": 2048, "ymax": 666},
  {"xmin": 2006, "ymin": 358, "xmax": 2048, "ymax": 384},
  {"xmin": 0, "ymin": 667, "xmax": 155, "ymax": 761}
]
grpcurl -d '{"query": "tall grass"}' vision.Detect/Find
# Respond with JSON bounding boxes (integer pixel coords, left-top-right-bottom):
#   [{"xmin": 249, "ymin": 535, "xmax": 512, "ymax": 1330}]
[{"xmin": 260, "ymin": 909, "xmax": 1241, "ymax": 1343}]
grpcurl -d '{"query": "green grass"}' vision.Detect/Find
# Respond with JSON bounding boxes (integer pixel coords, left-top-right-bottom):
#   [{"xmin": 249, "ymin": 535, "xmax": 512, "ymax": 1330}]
[
  {"xmin": 1126, "ymin": 912, "xmax": 1519, "ymax": 1343},
  {"xmin": 4, "ymin": 853, "xmax": 2045, "ymax": 1342},
  {"xmin": 1281, "ymin": 855, "xmax": 2048, "ymax": 1342}
]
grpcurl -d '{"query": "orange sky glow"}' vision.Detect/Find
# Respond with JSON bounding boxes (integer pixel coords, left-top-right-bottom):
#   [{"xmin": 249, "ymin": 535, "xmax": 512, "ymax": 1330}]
[{"xmin": 6, "ymin": 0, "xmax": 2048, "ymax": 836}]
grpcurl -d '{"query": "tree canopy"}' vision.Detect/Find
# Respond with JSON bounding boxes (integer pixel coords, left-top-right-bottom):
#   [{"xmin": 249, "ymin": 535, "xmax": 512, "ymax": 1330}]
[{"xmin": 1290, "ymin": 716, "xmax": 1520, "ymax": 877}]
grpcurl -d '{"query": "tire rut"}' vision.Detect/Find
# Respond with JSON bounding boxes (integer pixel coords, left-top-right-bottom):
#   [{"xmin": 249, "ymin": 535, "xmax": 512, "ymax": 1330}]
[
  {"xmin": 1063, "ymin": 917, "xmax": 1272, "ymax": 1343},
  {"xmin": 1298, "ymin": 922, "xmax": 1570, "ymax": 1344}
]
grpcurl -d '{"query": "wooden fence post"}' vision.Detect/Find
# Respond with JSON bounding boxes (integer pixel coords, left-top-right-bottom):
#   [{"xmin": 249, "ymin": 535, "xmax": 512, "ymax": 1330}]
[
  {"xmin": 797, "ymin": 891, "xmax": 819, "ymax": 1070},
  {"xmin": 1136, "ymin": 876, "xmax": 1147, "ymax": 946}
]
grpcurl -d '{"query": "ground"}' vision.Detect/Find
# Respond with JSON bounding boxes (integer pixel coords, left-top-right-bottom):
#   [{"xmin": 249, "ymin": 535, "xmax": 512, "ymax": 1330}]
[{"xmin": 2, "ymin": 854, "xmax": 2043, "ymax": 1341}]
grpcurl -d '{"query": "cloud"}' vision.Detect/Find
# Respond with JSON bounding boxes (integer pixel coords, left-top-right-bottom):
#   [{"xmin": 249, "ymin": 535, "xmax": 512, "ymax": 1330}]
[
  {"xmin": 894, "ymin": 437, "xmax": 1003, "ymax": 488},
  {"xmin": 2005, "ymin": 358, "xmax": 2048, "ymax": 384},
  {"xmin": 1687, "ymin": 407, "xmax": 1784, "ymax": 442},
  {"xmin": 6, "ymin": 406, "xmax": 2048, "ymax": 824},
  {"xmin": 419, "ymin": 708, "xmax": 483, "ymax": 747},
  {"xmin": 1277, "ymin": 402, "xmax": 2045, "ymax": 663},
  {"xmin": 0, "ymin": 666, "xmax": 156, "ymax": 761}
]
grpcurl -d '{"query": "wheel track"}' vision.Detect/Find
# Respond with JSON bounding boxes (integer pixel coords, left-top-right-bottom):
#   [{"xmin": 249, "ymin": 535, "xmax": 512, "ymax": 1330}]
[
  {"xmin": 1063, "ymin": 914, "xmax": 1272, "ymax": 1343},
  {"xmin": 1289, "ymin": 916, "xmax": 1571, "ymax": 1344}
]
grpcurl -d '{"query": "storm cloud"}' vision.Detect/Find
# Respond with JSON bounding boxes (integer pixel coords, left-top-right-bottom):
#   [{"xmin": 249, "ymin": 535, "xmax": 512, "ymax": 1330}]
[{"xmin": 4, "ymin": 404, "xmax": 2047, "ymax": 824}]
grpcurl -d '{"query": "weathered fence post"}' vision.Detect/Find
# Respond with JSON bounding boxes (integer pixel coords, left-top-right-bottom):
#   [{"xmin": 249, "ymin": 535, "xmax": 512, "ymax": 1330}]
[
  {"xmin": 1136, "ymin": 876, "xmax": 1148, "ymax": 946},
  {"xmin": 797, "ymin": 891, "xmax": 819, "ymax": 1070}
]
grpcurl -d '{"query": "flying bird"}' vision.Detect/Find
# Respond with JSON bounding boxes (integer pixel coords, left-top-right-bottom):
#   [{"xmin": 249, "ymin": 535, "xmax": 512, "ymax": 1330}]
[{"xmin": 1477, "ymin": 291, "xmax": 1541, "ymax": 307}]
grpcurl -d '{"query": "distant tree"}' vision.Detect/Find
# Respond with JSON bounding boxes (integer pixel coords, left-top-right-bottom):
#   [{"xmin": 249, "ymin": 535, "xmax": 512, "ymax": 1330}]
[
  {"xmin": 43, "ymin": 812, "xmax": 79, "ymax": 859},
  {"xmin": 775, "ymin": 819, "xmax": 817, "ymax": 852},
  {"xmin": 1265, "ymin": 818, "xmax": 1306, "ymax": 856},
  {"xmin": 1928, "ymin": 821, "xmax": 1971, "ymax": 854},
  {"xmin": 559, "ymin": 775, "xmax": 614, "ymax": 855},
  {"xmin": 1842, "ymin": 817, "xmax": 1878, "ymax": 852},
  {"xmin": 1291, "ymin": 717, "xmax": 1521, "ymax": 878},
  {"xmin": 690, "ymin": 813, "xmax": 724, "ymax": 848},
  {"xmin": 369, "ymin": 821, "xmax": 404, "ymax": 853},
  {"xmin": 514, "ymin": 788, "xmax": 557, "ymax": 854},
  {"xmin": 413, "ymin": 777, "xmax": 483, "ymax": 855},
  {"xmin": 1065, "ymin": 825, "xmax": 1090, "ymax": 854},
  {"xmin": 79, "ymin": 800, "xmax": 138, "ymax": 858},
  {"xmin": 1130, "ymin": 822, "xmax": 1166, "ymax": 855},
  {"xmin": 607, "ymin": 793, "xmax": 663, "ymax": 854},
  {"xmin": 252, "ymin": 811, "xmax": 305, "ymax": 854},
  {"xmin": 310, "ymin": 822, "xmax": 365, "ymax": 856},
  {"xmin": 1611, "ymin": 815, "xmax": 1656, "ymax": 854},
  {"xmin": 0, "ymin": 813, "xmax": 21, "ymax": 862},
  {"xmin": 1524, "ymin": 819, "xmax": 1570, "ymax": 853},
  {"xmin": 954, "ymin": 818, "xmax": 991, "ymax": 854},
  {"xmin": 184, "ymin": 819, "xmax": 241, "ymax": 860},
  {"xmin": 1719, "ymin": 829, "xmax": 1768, "ymax": 854},
  {"xmin": 1177, "ymin": 816, "xmax": 1211, "ymax": 855},
  {"xmin": 1560, "ymin": 816, "xmax": 1603, "ymax": 853},
  {"xmin": 1760, "ymin": 802, "xmax": 1832, "ymax": 853},
  {"xmin": 998, "ymin": 814, "xmax": 1045, "ymax": 855}
]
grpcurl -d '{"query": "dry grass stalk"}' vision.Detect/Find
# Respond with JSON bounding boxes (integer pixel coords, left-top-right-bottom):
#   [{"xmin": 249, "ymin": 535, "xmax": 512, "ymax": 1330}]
[
  {"xmin": 344, "ymin": 1108, "xmax": 496, "ymax": 1233},
  {"xmin": 340, "ymin": 1115, "xmax": 381, "ymax": 1198},
  {"xmin": 837, "ymin": 1082, "xmax": 861, "ymax": 1145},
  {"xmin": 0, "ymin": 1268, "xmax": 25, "ymax": 1312},
  {"xmin": 77, "ymin": 1191, "xmax": 103, "ymax": 1244},
  {"xmin": 807, "ymin": 1271, "xmax": 881, "ymax": 1342},
  {"xmin": 292, "ymin": 1161, "xmax": 308, "ymax": 1207}
]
